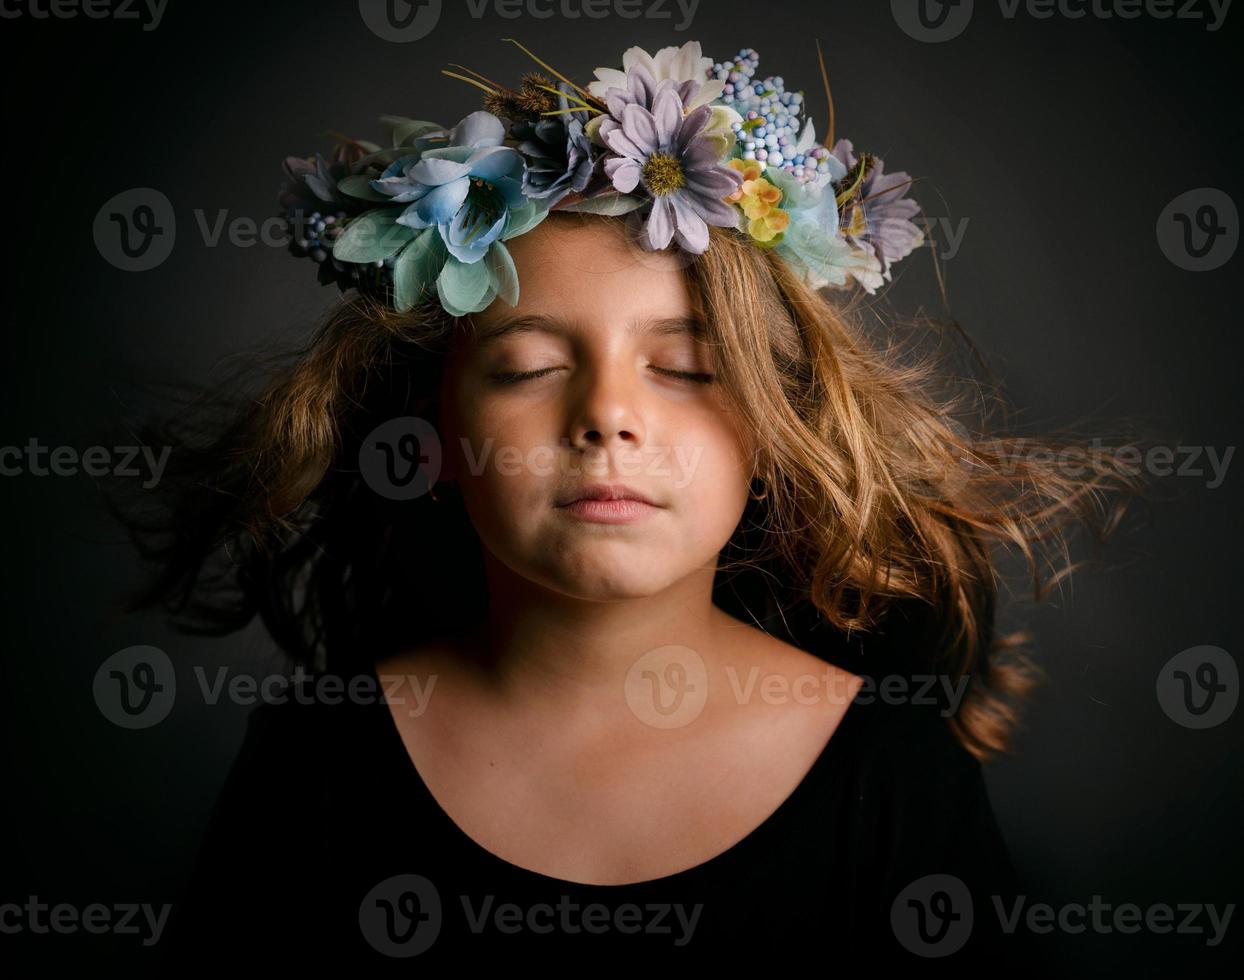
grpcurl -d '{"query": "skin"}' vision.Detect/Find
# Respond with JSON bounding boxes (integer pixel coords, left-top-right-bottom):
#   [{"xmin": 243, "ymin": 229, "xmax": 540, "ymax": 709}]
[{"xmin": 376, "ymin": 214, "xmax": 863, "ymax": 886}]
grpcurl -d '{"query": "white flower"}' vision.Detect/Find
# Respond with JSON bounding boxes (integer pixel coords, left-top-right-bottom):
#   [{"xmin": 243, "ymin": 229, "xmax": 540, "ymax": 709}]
[
  {"xmin": 841, "ymin": 250, "xmax": 888, "ymax": 294},
  {"xmin": 588, "ymin": 40, "xmax": 725, "ymax": 111},
  {"xmin": 585, "ymin": 41, "xmax": 740, "ymax": 158}
]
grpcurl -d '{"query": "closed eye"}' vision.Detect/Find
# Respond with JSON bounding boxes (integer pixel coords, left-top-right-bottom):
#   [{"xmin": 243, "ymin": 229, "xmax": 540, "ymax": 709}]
[
  {"xmin": 652, "ymin": 367, "xmax": 715, "ymax": 385},
  {"xmin": 490, "ymin": 367, "xmax": 715, "ymax": 385}
]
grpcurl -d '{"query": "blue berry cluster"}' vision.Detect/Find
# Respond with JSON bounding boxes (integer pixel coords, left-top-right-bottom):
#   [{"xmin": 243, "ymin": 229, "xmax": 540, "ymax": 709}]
[
  {"xmin": 711, "ymin": 48, "xmax": 837, "ymax": 185},
  {"xmin": 290, "ymin": 209, "xmax": 346, "ymax": 264},
  {"xmin": 286, "ymin": 208, "xmax": 397, "ymax": 296}
]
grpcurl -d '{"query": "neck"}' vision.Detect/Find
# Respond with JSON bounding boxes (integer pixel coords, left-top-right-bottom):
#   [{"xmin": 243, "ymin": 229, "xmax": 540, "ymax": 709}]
[{"xmin": 458, "ymin": 547, "xmax": 741, "ymax": 731}]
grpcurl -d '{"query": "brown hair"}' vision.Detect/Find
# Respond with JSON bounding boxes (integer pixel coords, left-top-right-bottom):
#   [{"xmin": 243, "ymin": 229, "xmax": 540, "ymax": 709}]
[{"xmin": 108, "ymin": 211, "xmax": 1146, "ymax": 762}]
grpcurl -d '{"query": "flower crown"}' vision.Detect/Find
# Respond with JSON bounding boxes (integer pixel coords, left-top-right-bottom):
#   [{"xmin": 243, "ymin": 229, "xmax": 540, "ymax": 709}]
[{"xmin": 279, "ymin": 39, "xmax": 924, "ymax": 317}]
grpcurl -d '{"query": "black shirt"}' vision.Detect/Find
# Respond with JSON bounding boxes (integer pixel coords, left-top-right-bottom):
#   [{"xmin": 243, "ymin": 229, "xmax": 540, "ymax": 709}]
[{"xmin": 161, "ymin": 660, "xmax": 1043, "ymax": 973}]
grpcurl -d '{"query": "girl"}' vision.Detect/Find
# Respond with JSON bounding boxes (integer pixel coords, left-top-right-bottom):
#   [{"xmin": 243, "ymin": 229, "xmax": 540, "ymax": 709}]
[{"xmin": 116, "ymin": 41, "xmax": 1140, "ymax": 971}]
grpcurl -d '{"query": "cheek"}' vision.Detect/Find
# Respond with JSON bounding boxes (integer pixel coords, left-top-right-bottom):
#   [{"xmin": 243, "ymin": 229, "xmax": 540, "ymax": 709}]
[
  {"xmin": 668, "ymin": 414, "xmax": 753, "ymax": 522},
  {"xmin": 448, "ymin": 397, "xmax": 554, "ymax": 534},
  {"xmin": 445, "ymin": 376, "xmax": 537, "ymax": 475}
]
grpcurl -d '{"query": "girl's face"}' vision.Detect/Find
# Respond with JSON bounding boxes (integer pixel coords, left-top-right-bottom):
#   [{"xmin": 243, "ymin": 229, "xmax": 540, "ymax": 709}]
[{"xmin": 438, "ymin": 215, "xmax": 756, "ymax": 600}]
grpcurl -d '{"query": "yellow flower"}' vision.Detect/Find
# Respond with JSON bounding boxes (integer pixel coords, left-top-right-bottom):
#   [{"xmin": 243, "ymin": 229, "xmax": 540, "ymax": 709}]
[
  {"xmin": 740, "ymin": 180, "xmax": 782, "ymax": 219},
  {"xmin": 725, "ymin": 157, "xmax": 765, "ymax": 198},
  {"xmin": 749, "ymin": 207, "xmax": 790, "ymax": 243},
  {"xmin": 725, "ymin": 159, "xmax": 788, "ymax": 245}
]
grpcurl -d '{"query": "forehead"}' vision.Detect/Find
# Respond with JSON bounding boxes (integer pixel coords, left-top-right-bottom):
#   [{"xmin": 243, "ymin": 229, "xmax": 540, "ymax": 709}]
[{"xmin": 469, "ymin": 213, "xmax": 696, "ymax": 332}]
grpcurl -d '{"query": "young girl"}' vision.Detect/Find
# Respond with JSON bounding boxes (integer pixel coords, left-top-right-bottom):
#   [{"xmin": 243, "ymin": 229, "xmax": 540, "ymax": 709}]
[{"xmin": 120, "ymin": 41, "xmax": 1138, "ymax": 970}]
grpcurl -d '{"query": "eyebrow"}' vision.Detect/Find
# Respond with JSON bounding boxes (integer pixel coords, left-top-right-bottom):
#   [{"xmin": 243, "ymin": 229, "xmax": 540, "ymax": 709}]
[{"xmin": 473, "ymin": 313, "xmax": 707, "ymax": 347}]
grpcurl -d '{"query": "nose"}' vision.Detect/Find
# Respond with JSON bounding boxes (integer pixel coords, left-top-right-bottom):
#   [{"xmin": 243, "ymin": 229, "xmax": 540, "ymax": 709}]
[{"xmin": 565, "ymin": 361, "xmax": 648, "ymax": 454}]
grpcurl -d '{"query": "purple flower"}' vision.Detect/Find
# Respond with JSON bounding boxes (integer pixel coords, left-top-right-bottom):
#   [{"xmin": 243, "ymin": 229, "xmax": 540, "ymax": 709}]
[
  {"xmin": 511, "ymin": 82, "xmax": 600, "ymax": 205},
  {"xmin": 598, "ymin": 80, "xmax": 742, "ymax": 253},
  {"xmin": 278, "ymin": 142, "xmax": 369, "ymax": 215},
  {"xmin": 600, "ymin": 62, "xmax": 702, "ymax": 118},
  {"xmin": 587, "ymin": 62, "xmax": 740, "ymax": 161},
  {"xmin": 830, "ymin": 139, "xmax": 923, "ymax": 277}
]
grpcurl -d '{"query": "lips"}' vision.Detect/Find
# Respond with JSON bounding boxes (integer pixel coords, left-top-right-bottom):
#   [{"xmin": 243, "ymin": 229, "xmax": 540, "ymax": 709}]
[{"xmin": 555, "ymin": 483, "xmax": 660, "ymax": 507}]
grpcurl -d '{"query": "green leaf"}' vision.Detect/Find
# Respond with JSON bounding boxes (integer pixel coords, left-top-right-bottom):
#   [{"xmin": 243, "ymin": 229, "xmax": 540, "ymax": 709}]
[
  {"xmin": 436, "ymin": 256, "xmax": 493, "ymax": 315},
  {"xmin": 336, "ymin": 174, "xmax": 389, "ymax": 203},
  {"xmin": 484, "ymin": 241, "xmax": 519, "ymax": 306},
  {"xmin": 501, "ymin": 199, "xmax": 550, "ymax": 241},
  {"xmin": 354, "ymin": 145, "xmax": 424, "ymax": 173},
  {"xmin": 392, "ymin": 228, "xmax": 448, "ymax": 312},
  {"xmin": 355, "ymin": 139, "xmax": 383, "ymax": 153},
  {"xmin": 330, "ymin": 210, "xmax": 414, "ymax": 263},
  {"xmin": 557, "ymin": 193, "xmax": 645, "ymax": 216},
  {"xmin": 379, "ymin": 115, "xmax": 447, "ymax": 147}
]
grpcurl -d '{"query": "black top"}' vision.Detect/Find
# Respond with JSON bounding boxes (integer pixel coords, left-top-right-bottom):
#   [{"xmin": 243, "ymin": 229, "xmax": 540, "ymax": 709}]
[{"xmin": 161, "ymin": 659, "xmax": 1043, "ymax": 973}]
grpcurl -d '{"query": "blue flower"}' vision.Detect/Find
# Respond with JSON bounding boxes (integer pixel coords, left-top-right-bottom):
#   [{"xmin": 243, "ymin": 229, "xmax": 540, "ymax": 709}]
[{"xmin": 371, "ymin": 111, "xmax": 528, "ymax": 264}]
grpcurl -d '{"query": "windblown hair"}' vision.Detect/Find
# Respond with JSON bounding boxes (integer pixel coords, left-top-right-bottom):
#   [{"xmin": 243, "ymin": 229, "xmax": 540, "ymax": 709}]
[{"xmin": 108, "ymin": 211, "xmax": 1146, "ymax": 762}]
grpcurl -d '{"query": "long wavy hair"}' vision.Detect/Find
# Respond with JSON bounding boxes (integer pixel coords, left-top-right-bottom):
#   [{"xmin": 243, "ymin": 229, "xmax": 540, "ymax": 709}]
[{"xmin": 107, "ymin": 211, "xmax": 1147, "ymax": 762}]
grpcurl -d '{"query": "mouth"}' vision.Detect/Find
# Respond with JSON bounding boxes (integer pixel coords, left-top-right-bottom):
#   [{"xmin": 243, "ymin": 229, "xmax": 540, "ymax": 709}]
[
  {"xmin": 554, "ymin": 483, "xmax": 663, "ymax": 524},
  {"xmin": 555, "ymin": 483, "xmax": 660, "ymax": 508}
]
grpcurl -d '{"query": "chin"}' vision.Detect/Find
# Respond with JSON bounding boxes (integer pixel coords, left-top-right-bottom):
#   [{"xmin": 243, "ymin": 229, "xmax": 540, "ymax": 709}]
[{"xmin": 539, "ymin": 559, "xmax": 683, "ymax": 601}]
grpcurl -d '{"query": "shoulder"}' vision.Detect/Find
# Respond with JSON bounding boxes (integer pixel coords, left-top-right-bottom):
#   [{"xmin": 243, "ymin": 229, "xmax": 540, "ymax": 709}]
[
  {"xmin": 711, "ymin": 609, "xmax": 866, "ymax": 711},
  {"xmin": 841, "ymin": 693, "xmax": 1020, "ymax": 884},
  {"xmin": 846, "ymin": 690, "xmax": 984, "ymax": 790},
  {"xmin": 223, "ymin": 673, "xmax": 383, "ymax": 780},
  {"xmin": 842, "ymin": 697, "xmax": 1028, "ymax": 965},
  {"xmin": 167, "ymin": 683, "xmax": 368, "ymax": 965}
]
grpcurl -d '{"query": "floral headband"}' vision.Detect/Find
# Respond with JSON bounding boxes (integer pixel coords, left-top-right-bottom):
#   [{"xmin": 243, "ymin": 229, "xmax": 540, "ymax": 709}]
[{"xmin": 278, "ymin": 40, "xmax": 924, "ymax": 317}]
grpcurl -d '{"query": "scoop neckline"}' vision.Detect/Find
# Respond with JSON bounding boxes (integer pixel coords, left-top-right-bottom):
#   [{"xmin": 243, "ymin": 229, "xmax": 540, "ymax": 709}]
[{"xmin": 364, "ymin": 656, "xmax": 866, "ymax": 890}]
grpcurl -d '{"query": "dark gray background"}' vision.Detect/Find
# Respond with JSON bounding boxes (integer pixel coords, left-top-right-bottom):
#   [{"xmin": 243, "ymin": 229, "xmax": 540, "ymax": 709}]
[{"xmin": 1, "ymin": 0, "xmax": 1240, "ymax": 972}]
